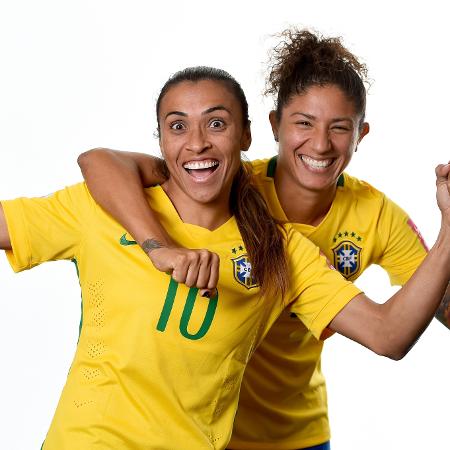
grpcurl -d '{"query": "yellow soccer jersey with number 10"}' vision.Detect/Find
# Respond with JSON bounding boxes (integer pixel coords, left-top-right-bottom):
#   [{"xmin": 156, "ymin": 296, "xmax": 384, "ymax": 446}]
[
  {"xmin": 229, "ymin": 157, "xmax": 429, "ymax": 450},
  {"xmin": 1, "ymin": 182, "xmax": 361, "ymax": 450}
]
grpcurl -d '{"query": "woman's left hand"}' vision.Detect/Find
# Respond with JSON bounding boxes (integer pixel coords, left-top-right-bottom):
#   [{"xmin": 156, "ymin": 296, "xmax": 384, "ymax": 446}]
[{"xmin": 436, "ymin": 162, "xmax": 450, "ymax": 225}]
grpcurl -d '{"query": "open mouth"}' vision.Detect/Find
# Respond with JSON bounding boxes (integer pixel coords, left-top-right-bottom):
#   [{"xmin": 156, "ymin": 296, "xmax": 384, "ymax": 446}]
[
  {"xmin": 183, "ymin": 159, "xmax": 220, "ymax": 180},
  {"xmin": 299, "ymin": 155, "xmax": 334, "ymax": 170}
]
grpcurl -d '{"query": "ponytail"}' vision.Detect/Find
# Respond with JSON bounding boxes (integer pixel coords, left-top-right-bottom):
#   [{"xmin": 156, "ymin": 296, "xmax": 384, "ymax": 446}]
[{"xmin": 231, "ymin": 163, "xmax": 289, "ymax": 298}]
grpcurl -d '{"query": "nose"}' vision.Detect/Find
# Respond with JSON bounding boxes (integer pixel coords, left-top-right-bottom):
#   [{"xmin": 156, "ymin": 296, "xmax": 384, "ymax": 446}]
[
  {"xmin": 310, "ymin": 127, "xmax": 331, "ymax": 154},
  {"xmin": 186, "ymin": 126, "xmax": 211, "ymax": 153}
]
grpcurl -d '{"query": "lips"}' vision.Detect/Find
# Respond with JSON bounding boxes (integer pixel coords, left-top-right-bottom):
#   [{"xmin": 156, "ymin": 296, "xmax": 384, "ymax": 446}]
[{"xmin": 182, "ymin": 159, "xmax": 220, "ymax": 181}]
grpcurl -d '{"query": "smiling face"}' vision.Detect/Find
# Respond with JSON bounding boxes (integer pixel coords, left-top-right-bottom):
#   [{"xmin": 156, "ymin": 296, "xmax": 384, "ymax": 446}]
[
  {"xmin": 158, "ymin": 79, "xmax": 251, "ymax": 215},
  {"xmin": 271, "ymin": 84, "xmax": 369, "ymax": 195}
]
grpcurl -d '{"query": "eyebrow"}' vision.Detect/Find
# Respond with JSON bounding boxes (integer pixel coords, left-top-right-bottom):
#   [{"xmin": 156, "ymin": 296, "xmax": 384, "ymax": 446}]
[
  {"xmin": 290, "ymin": 112, "xmax": 353, "ymax": 123},
  {"xmin": 164, "ymin": 105, "xmax": 231, "ymax": 120},
  {"xmin": 165, "ymin": 111, "xmax": 187, "ymax": 120},
  {"xmin": 203, "ymin": 105, "xmax": 231, "ymax": 115}
]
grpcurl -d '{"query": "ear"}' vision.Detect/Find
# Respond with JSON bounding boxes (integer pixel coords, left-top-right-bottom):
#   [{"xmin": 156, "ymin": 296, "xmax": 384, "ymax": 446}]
[
  {"xmin": 269, "ymin": 110, "xmax": 279, "ymax": 142},
  {"xmin": 240, "ymin": 121, "xmax": 252, "ymax": 151},
  {"xmin": 357, "ymin": 122, "xmax": 370, "ymax": 144}
]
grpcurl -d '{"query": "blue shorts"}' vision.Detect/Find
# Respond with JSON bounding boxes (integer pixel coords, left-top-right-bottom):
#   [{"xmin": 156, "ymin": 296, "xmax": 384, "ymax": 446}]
[
  {"xmin": 227, "ymin": 440, "xmax": 331, "ymax": 450},
  {"xmin": 301, "ymin": 442, "xmax": 331, "ymax": 450}
]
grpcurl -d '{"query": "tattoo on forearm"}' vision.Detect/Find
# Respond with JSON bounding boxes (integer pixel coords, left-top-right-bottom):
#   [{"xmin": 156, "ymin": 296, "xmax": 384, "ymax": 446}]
[
  {"xmin": 435, "ymin": 282, "xmax": 450, "ymax": 330},
  {"xmin": 141, "ymin": 238, "xmax": 164, "ymax": 255}
]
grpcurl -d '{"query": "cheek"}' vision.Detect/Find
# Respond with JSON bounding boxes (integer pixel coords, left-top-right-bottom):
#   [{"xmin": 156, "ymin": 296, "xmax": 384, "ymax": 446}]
[
  {"xmin": 334, "ymin": 135, "xmax": 357, "ymax": 156},
  {"xmin": 280, "ymin": 123, "xmax": 309, "ymax": 144},
  {"xmin": 160, "ymin": 139, "xmax": 179, "ymax": 163},
  {"xmin": 279, "ymin": 131, "xmax": 302, "ymax": 155},
  {"xmin": 217, "ymin": 134, "xmax": 242, "ymax": 158}
]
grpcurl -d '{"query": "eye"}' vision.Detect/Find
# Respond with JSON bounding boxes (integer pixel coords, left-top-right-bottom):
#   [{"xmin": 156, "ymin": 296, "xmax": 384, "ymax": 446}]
[
  {"xmin": 170, "ymin": 121, "xmax": 186, "ymax": 131},
  {"xmin": 332, "ymin": 125, "xmax": 351, "ymax": 133},
  {"xmin": 209, "ymin": 119, "xmax": 225, "ymax": 129},
  {"xmin": 295, "ymin": 120, "xmax": 312, "ymax": 127}
]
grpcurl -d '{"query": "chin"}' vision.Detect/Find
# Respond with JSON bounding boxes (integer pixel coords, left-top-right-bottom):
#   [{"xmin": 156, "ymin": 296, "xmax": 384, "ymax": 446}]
[
  {"xmin": 299, "ymin": 177, "xmax": 337, "ymax": 193},
  {"xmin": 188, "ymin": 190, "xmax": 220, "ymax": 205}
]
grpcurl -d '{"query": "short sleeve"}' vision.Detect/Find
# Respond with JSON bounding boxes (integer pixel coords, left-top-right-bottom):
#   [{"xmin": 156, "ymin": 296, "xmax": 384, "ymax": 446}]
[
  {"xmin": 1, "ymin": 182, "xmax": 94, "ymax": 272},
  {"xmin": 376, "ymin": 196, "xmax": 428, "ymax": 285},
  {"xmin": 285, "ymin": 226, "xmax": 362, "ymax": 340}
]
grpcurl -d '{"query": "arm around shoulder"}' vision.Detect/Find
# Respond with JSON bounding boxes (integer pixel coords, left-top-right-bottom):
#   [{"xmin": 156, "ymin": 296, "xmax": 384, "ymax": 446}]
[
  {"xmin": 77, "ymin": 148, "xmax": 219, "ymax": 296},
  {"xmin": 78, "ymin": 148, "xmax": 167, "ymax": 187}
]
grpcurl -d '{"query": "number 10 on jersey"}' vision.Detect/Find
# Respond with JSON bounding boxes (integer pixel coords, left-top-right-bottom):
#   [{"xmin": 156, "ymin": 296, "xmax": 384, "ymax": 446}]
[{"xmin": 156, "ymin": 278, "xmax": 218, "ymax": 340}]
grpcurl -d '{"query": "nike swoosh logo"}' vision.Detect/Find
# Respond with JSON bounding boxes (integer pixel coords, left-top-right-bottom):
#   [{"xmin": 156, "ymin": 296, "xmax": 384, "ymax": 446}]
[{"xmin": 120, "ymin": 234, "xmax": 137, "ymax": 246}]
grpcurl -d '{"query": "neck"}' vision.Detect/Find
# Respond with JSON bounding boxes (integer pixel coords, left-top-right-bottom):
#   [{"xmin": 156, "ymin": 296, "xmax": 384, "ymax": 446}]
[
  {"xmin": 162, "ymin": 180, "xmax": 232, "ymax": 231},
  {"xmin": 274, "ymin": 172, "xmax": 337, "ymax": 226}
]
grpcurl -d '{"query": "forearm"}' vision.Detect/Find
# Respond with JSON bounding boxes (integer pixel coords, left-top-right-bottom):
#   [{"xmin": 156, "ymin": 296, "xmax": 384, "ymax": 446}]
[
  {"xmin": 332, "ymin": 163, "xmax": 450, "ymax": 358},
  {"xmin": 78, "ymin": 148, "xmax": 171, "ymax": 247},
  {"xmin": 435, "ymin": 282, "xmax": 450, "ymax": 329},
  {"xmin": 378, "ymin": 224, "xmax": 450, "ymax": 357}
]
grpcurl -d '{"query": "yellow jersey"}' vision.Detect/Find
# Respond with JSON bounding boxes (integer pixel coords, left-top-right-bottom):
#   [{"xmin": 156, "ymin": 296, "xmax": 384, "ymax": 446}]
[
  {"xmin": 229, "ymin": 157, "xmax": 429, "ymax": 450},
  {"xmin": 1, "ymin": 182, "xmax": 361, "ymax": 450}
]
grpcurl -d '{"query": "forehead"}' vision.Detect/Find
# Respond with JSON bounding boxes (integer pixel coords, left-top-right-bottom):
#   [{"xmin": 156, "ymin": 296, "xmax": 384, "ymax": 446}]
[
  {"xmin": 159, "ymin": 80, "xmax": 243, "ymax": 118},
  {"xmin": 284, "ymin": 84, "xmax": 358, "ymax": 118}
]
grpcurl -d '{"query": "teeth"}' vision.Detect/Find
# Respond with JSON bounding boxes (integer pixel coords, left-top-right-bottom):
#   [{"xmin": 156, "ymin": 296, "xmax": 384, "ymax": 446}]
[
  {"xmin": 183, "ymin": 160, "xmax": 219, "ymax": 170},
  {"xmin": 301, "ymin": 155, "xmax": 332, "ymax": 169}
]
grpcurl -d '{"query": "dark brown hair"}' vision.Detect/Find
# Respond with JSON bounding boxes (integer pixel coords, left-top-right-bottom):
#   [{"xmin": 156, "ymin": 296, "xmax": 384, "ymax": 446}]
[
  {"xmin": 266, "ymin": 29, "xmax": 368, "ymax": 127},
  {"xmin": 156, "ymin": 66, "xmax": 289, "ymax": 297}
]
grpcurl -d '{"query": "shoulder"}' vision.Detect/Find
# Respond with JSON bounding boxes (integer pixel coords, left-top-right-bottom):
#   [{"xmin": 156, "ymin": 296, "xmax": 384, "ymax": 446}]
[
  {"xmin": 55, "ymin": 182, "xmax": 101, "ymax": 218},
  {"xmin": 339, "ymin": 172, "xmax": 393, "ymax": 213},
  {"xmin": 340, "ymin": 172, "xmax": 412, "ymax": 225},
  {"xmin": 341, "ymin": 172, "xmax": 386, "ymax": 200},
  {"xmin": 143, "ymin": 185, "xmax": 178, "ymax": 217},
  {"xmin": 60, "ymin": 181, "xmax": 94, "ymax": 203},
  {"xmin": 249, "ymin": 157, "xmax": 274, "ymax": 180},
  {"xmin": 4, "ymin": 182, "xmax": 94, "ymax": 212},
  {"xmin": 281, "ymin": 223, "xmax": 319, "ymax": 255}
]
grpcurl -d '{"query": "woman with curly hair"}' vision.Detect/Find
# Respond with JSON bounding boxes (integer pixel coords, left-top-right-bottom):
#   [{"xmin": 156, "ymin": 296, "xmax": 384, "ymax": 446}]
[{"xmin": 77, "ymin": 30, "xmax": 450, "ymax": 450}]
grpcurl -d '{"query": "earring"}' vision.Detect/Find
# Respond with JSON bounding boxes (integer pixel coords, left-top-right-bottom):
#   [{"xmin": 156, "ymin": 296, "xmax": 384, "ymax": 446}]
[{"xmin": 274, "ymin": 135, "xmax": 279, "ymax": 142}]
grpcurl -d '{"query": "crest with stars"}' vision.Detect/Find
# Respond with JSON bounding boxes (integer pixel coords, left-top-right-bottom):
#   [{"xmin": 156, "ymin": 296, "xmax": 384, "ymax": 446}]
[
  {"xmin": 332, "ymin": 234, "xmax": 362, "ymax": 279},
  {"xmin": 231, "ymin": 252, "xmax": 258, "ymax": 289}
]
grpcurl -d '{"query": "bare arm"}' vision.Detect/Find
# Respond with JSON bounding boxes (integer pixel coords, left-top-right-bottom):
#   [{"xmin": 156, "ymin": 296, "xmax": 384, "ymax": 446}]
[
  {"xmin": 330, "ymin": 163, "xmax": 450, "ymax": 359},
  {"xmin": 0, "ymin": 203, "xmax": 11, "ymax": 250},
  {"xmin": 435, "ymin": 282, "xmax": 450, "ymax": 329},
  {"xmin": 78, "ymin": 148, "xmax": 170, "ymax": 247},
  {"xmin": 331, "ymin": 232, "xmax": 450, "ymax": 359},
  {"xmin": 78, "ymin": 148, "xmax": 219, "ymax": 295}
]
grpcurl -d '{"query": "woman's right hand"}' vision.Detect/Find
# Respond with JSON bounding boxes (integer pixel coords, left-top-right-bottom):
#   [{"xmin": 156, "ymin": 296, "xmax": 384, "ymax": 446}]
[{"xmin": 147, "ymin": 246, "xmax": 219, "ymax": 298}]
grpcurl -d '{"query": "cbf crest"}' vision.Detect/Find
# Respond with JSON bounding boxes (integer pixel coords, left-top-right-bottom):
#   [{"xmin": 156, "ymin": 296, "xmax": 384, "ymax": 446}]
[
  {"xmin": 232, "ymin": 254, "xmax": 258, "ymax": 289},
  {"xmin": 333, "ymin": 240, "xmax": 362, "ymax": 279}
]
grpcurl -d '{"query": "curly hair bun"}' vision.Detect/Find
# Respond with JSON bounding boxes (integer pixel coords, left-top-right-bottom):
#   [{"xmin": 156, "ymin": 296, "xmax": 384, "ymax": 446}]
[{"xmin": 266, "ymin": 29, "xmax": 368, "ymax": 122}]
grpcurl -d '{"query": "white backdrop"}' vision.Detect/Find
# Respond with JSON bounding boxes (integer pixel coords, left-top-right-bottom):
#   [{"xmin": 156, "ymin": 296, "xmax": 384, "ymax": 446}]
[{"xmin": 0, "ymin": 1, "xmax": 448, "ymax": 449}]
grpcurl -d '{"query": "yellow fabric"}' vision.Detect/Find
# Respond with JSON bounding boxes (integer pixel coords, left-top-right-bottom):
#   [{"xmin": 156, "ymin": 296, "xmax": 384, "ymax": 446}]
[
  {"xmin": 229, "ymin": 157, "xmax": 428, "ymax": 450},
  {"xmin": 1, "ymin": 182, "xmax": 361, "ymax": 450}
]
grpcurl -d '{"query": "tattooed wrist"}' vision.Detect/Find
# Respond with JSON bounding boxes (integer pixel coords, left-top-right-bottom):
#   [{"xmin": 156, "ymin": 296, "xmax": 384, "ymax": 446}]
[{"xmin": 141, "ymin": 238, "xmax": 164, "ymax": 255}]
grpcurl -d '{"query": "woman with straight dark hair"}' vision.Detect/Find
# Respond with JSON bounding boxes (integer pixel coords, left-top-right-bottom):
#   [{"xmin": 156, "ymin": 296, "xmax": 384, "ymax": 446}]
[{"xmin": 0, "ymin": 66, "xmax": 363, "ymax": 449}]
